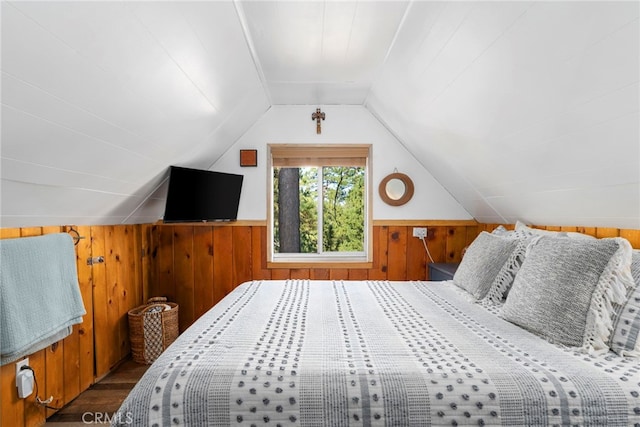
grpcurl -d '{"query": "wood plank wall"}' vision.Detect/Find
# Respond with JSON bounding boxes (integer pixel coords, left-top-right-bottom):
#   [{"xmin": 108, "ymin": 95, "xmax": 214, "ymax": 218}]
[
  {"xmin": 0, "ymin": 225, "xmax": 148, "ymax": 427},
  {"xmin": 476, "ymin": 223, "xmax": 640, "ymax": 248},
  {"xmin": 149, "ymin": 221, "xmax": 640, "ymax": 333},
  {"xmin": 147, "ymin": 221, "xmax": 480, "ymax": 332},
  {"xmin": 1, "ymin": 220, "xmax": 638, "ymax": 427}
]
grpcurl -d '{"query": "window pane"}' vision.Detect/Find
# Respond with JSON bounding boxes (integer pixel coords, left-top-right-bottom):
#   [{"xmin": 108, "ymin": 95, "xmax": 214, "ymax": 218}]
[
  {"xmin": 273, "ymin": 167, "xmax": 318, "ymax": 254},
  {"xmin": 322, "ymin": 167, "xmax": 365, "ymax": 252}
]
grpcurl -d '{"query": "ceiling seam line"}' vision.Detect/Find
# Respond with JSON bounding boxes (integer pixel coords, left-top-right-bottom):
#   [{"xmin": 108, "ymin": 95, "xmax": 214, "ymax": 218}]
[
  {"xmin": 2, "ymin": 156, "xmax": 132, "ymax": 184},
  {"xmin": 1, "ymin": 70, "xmax": 169, "ymax": 154},
  {"xmin": 493, "ymin": 81, "xmax": 640, "ymax": 147},
  {"xmin": 6, "ymin": 1, "xmax": 171, "ymax": 122},
  {"xmin": 125, "ymin": 5, "xmax": 221, "ymax": 114},
  {"xmin": 233, "ymin": 0, "xmax": 273, "ymax": 106},
  {"xmin": 363, "ymin": 0, "xmax": 414, "ymax": 107},
  {"xmin": 2, "ymin": 177, "xmax": 142, "ymax": 197},
  {"xmin": 426, "ymin": 3, "xmax": 535, "ymax": 108},
  {"xmin": 1, "ymin": 103, "xmax": 164, "ymax": 164}
]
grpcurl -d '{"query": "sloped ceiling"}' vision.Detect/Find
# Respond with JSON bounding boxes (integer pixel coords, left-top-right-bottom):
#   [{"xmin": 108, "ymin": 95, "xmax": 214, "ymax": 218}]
[{"xmin": 1, "ymin": 1, "xmax": 638, "ymax": 228}]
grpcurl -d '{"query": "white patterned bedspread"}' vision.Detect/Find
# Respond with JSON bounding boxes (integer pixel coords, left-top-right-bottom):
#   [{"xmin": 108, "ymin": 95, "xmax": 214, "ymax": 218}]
[{"xmin": 113, "ymin": 280, "xmax": 640, "ymax": 426}]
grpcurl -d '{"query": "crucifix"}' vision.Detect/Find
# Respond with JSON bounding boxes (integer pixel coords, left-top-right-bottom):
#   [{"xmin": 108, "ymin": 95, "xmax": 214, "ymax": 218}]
[{"xmin": 311, "ymin": 108, "xmax": 325, "ymax": 134}]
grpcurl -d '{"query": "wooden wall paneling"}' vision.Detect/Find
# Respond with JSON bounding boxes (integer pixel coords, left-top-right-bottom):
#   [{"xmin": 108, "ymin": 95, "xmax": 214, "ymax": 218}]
[
  {"xmin": 1, "ymin": 224, "xmax": 148, "ymax": 426},
  {"xmin": 387, "ymin": 226, "xmax": 407, "ymax": 280},
  {"xmin": 290, "ymin": 269, "xmax": 310, "ymax": 279},
  {"xmin": 147, "ymin": 225, "xmax": 160, "ymax": 299},
  {"xmin": 347, "ymin": 269, "xmax": 368, "ymax": 281},
  {"xmin": 123, "ymin": 225, "xmax": 142, "ymax": 359},
  {"xmin": 232, "ymin": 226, "xmax": 253, "ymax": 286},
  {"xmin": 40, "ymin": 227, "xmax": 64, "ymax": 416},
  {"xmin": 406, "ymin": 227, "xmax": 426, "ymax": 280},
  {"xmin": 465, "ymin": 226, "xmax": 480, "ymax": 248},
  {"xmin": 310, "ymin": 269, "xmax": 330, "ymax": 280},
  {"xmin": 173, "ymin": 226, "xmax": 195, "ymax": 332},
  {"xmin": 596, "ymin": 228, "xmax": 620, "ymax": 239},
  {"xmin": 44, "ymin": 344, "xmax": 63, "ymax": 417},
  {"xmin": 61, "ymin": 227, "xmax": 82, "ymax": 405},
  {"xmin": 445, "ymin": 226, "xmax": 468, "ymax": 263},
  {"xmin": 75, "ymin": 225, "xmax": 94, "ymax": 392},
  {"xmin": 20, "ymin": 227, "xmax": 47, "ymax": 427},
  {"xmin": 271, "ymin": 269, "xmax": 291, "ymax": 280},
  {"xmin": 251, "ymin": 227, "xmax": 271, "ymax": 280},
  {"xmin": 103, "ymin": 226, "xmax": 124, "ymax": 371},
  {"xmin": 0, "ymin": 229, "xmax": 24, "ymax": 427},
  {"xmin": 213, "ymin": 227, "xmax": 234, "ymax": 305},
  {"xmin": 620, "ymin": 229, "xmax": 640, "ymax": 249},
  {"xmin": 129, "ymin": 224, "xmax": 141, "ymax": 309},
  {"xmin": 159, "ymin": 227, "xmax": 176, "ymax": 302},
  {"xmin": 23, "ymin": 350, "xmax": 46, "ymax": 427},
  {"xmin": 193, "ymin": 227, "xmax": 214, "ymax": 321},
  {"xmin": 113, "ymin": 226, "xmax": 128, "ymax": 360},
  {"xmin": 91, "ymin": 226, "xmax": 113, "ymax": 379},
  {"xmin": 61, "ymin": 329, "xmax": 80, "ymax": 407},
  {"xmin": 368, "ymin": 226, "xmax": 388, "ymax": 280},
  {"xmin": 329, "ymin": 269, "xmax": 349, "ymax": 280},
  {"xmin": 427, "ymin": 226, "xmax": 447, "ymax": 264},
  {"xmin": 475, "ymin": 224, "xmax": 493, "ymax": 234},
  {"xmin": 140, "ymin": 225, "xmax": 153, "ymax": 305},
  {"xmin": 19, "ymin": 227, "xmax": 42, "ymax": 237},
  {"xmin": 0, "ymin": 363, "xmax": 23, "ymax": 427}
]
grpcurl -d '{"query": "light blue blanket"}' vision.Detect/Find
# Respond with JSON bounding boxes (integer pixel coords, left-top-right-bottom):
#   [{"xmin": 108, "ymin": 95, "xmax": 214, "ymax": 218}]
[{"xmin": 0, "ymin": 233, "xmax": 86, "ymax": 365}]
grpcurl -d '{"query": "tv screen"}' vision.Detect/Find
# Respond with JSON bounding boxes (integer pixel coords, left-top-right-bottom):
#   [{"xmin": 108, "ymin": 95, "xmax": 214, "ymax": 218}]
[{"xmin": 163, "ymin": 166, "xmax": 243, "ymax": 223}]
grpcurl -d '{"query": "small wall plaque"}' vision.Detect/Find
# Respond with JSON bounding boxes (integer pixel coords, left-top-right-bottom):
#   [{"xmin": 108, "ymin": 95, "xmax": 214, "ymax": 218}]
[{"xmin": 240, "ymin": 149, "xmax": 258, "ymax": 167}]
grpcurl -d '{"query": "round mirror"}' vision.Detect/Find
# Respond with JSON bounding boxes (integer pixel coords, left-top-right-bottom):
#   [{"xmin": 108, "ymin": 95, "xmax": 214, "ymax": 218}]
[
  {"xmin": 379, "ymin": 172, "xmax": 414, "ymax": 206},
  {"xmin": 385, "ymin": 179, "xmax": 406, "ymax": 200}
]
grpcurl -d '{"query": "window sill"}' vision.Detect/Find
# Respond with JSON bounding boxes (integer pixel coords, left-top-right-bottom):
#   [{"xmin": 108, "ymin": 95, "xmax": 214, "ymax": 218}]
[{"xmin": 267, "ymin": 261, "xmax": 373, "ymax": 269}]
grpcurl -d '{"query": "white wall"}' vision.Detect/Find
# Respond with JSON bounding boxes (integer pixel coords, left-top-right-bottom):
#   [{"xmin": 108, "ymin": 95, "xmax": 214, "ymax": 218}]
[
  {"xmin": 211, "ymin": 105, "xmax": 472, "ymax": 221},
  {"xmin": 367, "ymin": 1, "xmax": 640, "ymax": 229}
]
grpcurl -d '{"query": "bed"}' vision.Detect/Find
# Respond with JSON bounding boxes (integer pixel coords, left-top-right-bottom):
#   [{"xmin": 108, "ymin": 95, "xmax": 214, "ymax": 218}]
[{"xmin": 113, "ymin": 278, "xmax": 640, "ymax": 426}]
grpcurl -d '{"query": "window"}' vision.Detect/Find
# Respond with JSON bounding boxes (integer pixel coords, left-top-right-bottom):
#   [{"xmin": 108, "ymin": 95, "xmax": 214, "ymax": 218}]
[{"xmin": 268, "ymin": 144, "xmax": 372, "ymax": 266}]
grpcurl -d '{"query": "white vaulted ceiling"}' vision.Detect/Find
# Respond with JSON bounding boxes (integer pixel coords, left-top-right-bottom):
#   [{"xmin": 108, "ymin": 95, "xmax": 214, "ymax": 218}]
[{"xmin": 1, "ymin": 1, "xmax": 639, "ymax": 228}]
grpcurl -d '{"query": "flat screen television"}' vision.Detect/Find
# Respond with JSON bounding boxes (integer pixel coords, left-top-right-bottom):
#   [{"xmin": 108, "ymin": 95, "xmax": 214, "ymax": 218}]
[{"xmin": 163, "ymin": 166, "xmax": 244, "ymax": 223}]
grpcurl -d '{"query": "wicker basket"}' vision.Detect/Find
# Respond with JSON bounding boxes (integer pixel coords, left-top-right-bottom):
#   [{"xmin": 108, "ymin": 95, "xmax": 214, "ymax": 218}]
[{"xmin": 128, "ymin": 297, "xmax": 179, "ymax": 364}]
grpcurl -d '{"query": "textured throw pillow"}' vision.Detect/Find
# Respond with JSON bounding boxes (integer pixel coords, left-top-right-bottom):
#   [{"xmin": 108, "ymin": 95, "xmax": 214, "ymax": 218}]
[
  {"xmin": 482, "ymin": 235, "xmax": 533, "ymax": 304},
  {"xmin": 500, "ymin": 236, "xmax": 634, "ymax": 353},
  {"xmin": 608, "ymin": 250, "xmax": 640, "ymax": 356},
  {"xmin": 453, "ymin": 232, "xmax": 519, "ymax": 300}
]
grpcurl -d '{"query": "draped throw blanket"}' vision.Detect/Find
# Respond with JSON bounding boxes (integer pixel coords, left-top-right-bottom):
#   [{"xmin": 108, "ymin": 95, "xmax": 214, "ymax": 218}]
[{"xmin": 0, "ymin": 233, "xmax": 86, "ymax": 365}]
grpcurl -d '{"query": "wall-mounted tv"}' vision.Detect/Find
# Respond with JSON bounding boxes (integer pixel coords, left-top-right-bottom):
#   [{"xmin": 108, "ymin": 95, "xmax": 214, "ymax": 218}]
[{"xmin": 163, "ymin": 166, "xmax": 244, "ymax": 223}]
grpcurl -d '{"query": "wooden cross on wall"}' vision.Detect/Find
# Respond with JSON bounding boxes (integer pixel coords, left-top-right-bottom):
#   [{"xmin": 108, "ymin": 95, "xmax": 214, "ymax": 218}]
[{"xmin": 311, "ymin": 108, "xmax": 325, "ymax": 134}]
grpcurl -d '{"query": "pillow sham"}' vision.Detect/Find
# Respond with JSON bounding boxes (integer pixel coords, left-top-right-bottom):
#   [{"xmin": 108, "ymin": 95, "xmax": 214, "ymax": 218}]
[
  {"xmin": 453, "ymin": 232, "xmax": 519, "ymax": 300},
  {"xmin": 608, "ymin": 250, "xmax": 640, "ymax": 356},
  {"xmin": 514, "ymin": 220, "xmax": 595, "ymax": 240},
  {"xmin": 500, "ymin": 236, "xmax": 634, "ymax": 353}
]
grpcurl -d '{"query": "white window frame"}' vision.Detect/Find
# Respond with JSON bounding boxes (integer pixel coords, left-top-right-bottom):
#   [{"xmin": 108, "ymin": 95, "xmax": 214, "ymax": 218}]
[{"xmin": 267, "ymin": 144, "xmax": 373, "ymax": 267}]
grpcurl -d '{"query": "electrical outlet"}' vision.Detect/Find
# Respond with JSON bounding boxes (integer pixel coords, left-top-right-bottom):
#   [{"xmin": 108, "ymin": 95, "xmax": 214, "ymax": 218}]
[
  {"xmin": 16, "ymin": 358, "xmax": 29, "ymax": 377},
  {"xmin": 412, "ymin": 227, "xmax": 427, "ymax": 239}
]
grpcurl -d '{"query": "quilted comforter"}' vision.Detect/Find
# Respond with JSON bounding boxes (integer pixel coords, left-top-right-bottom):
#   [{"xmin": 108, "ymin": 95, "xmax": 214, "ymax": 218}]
[{"xmin": 113, "ymin": 280, "xmax": 640, "ymax": 426}]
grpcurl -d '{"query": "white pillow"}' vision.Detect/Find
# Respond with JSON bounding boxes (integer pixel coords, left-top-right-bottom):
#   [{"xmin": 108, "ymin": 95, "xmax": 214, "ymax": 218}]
[{"xmin": 514, "ymin": 220, "xmax": 595, "ymax": 240}]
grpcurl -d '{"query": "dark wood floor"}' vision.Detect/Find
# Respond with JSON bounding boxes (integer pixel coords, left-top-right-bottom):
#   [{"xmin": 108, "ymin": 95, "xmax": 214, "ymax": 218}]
[{"xmin": 45, "ymin": 359, "xmax": 148, "ymax": 426}]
